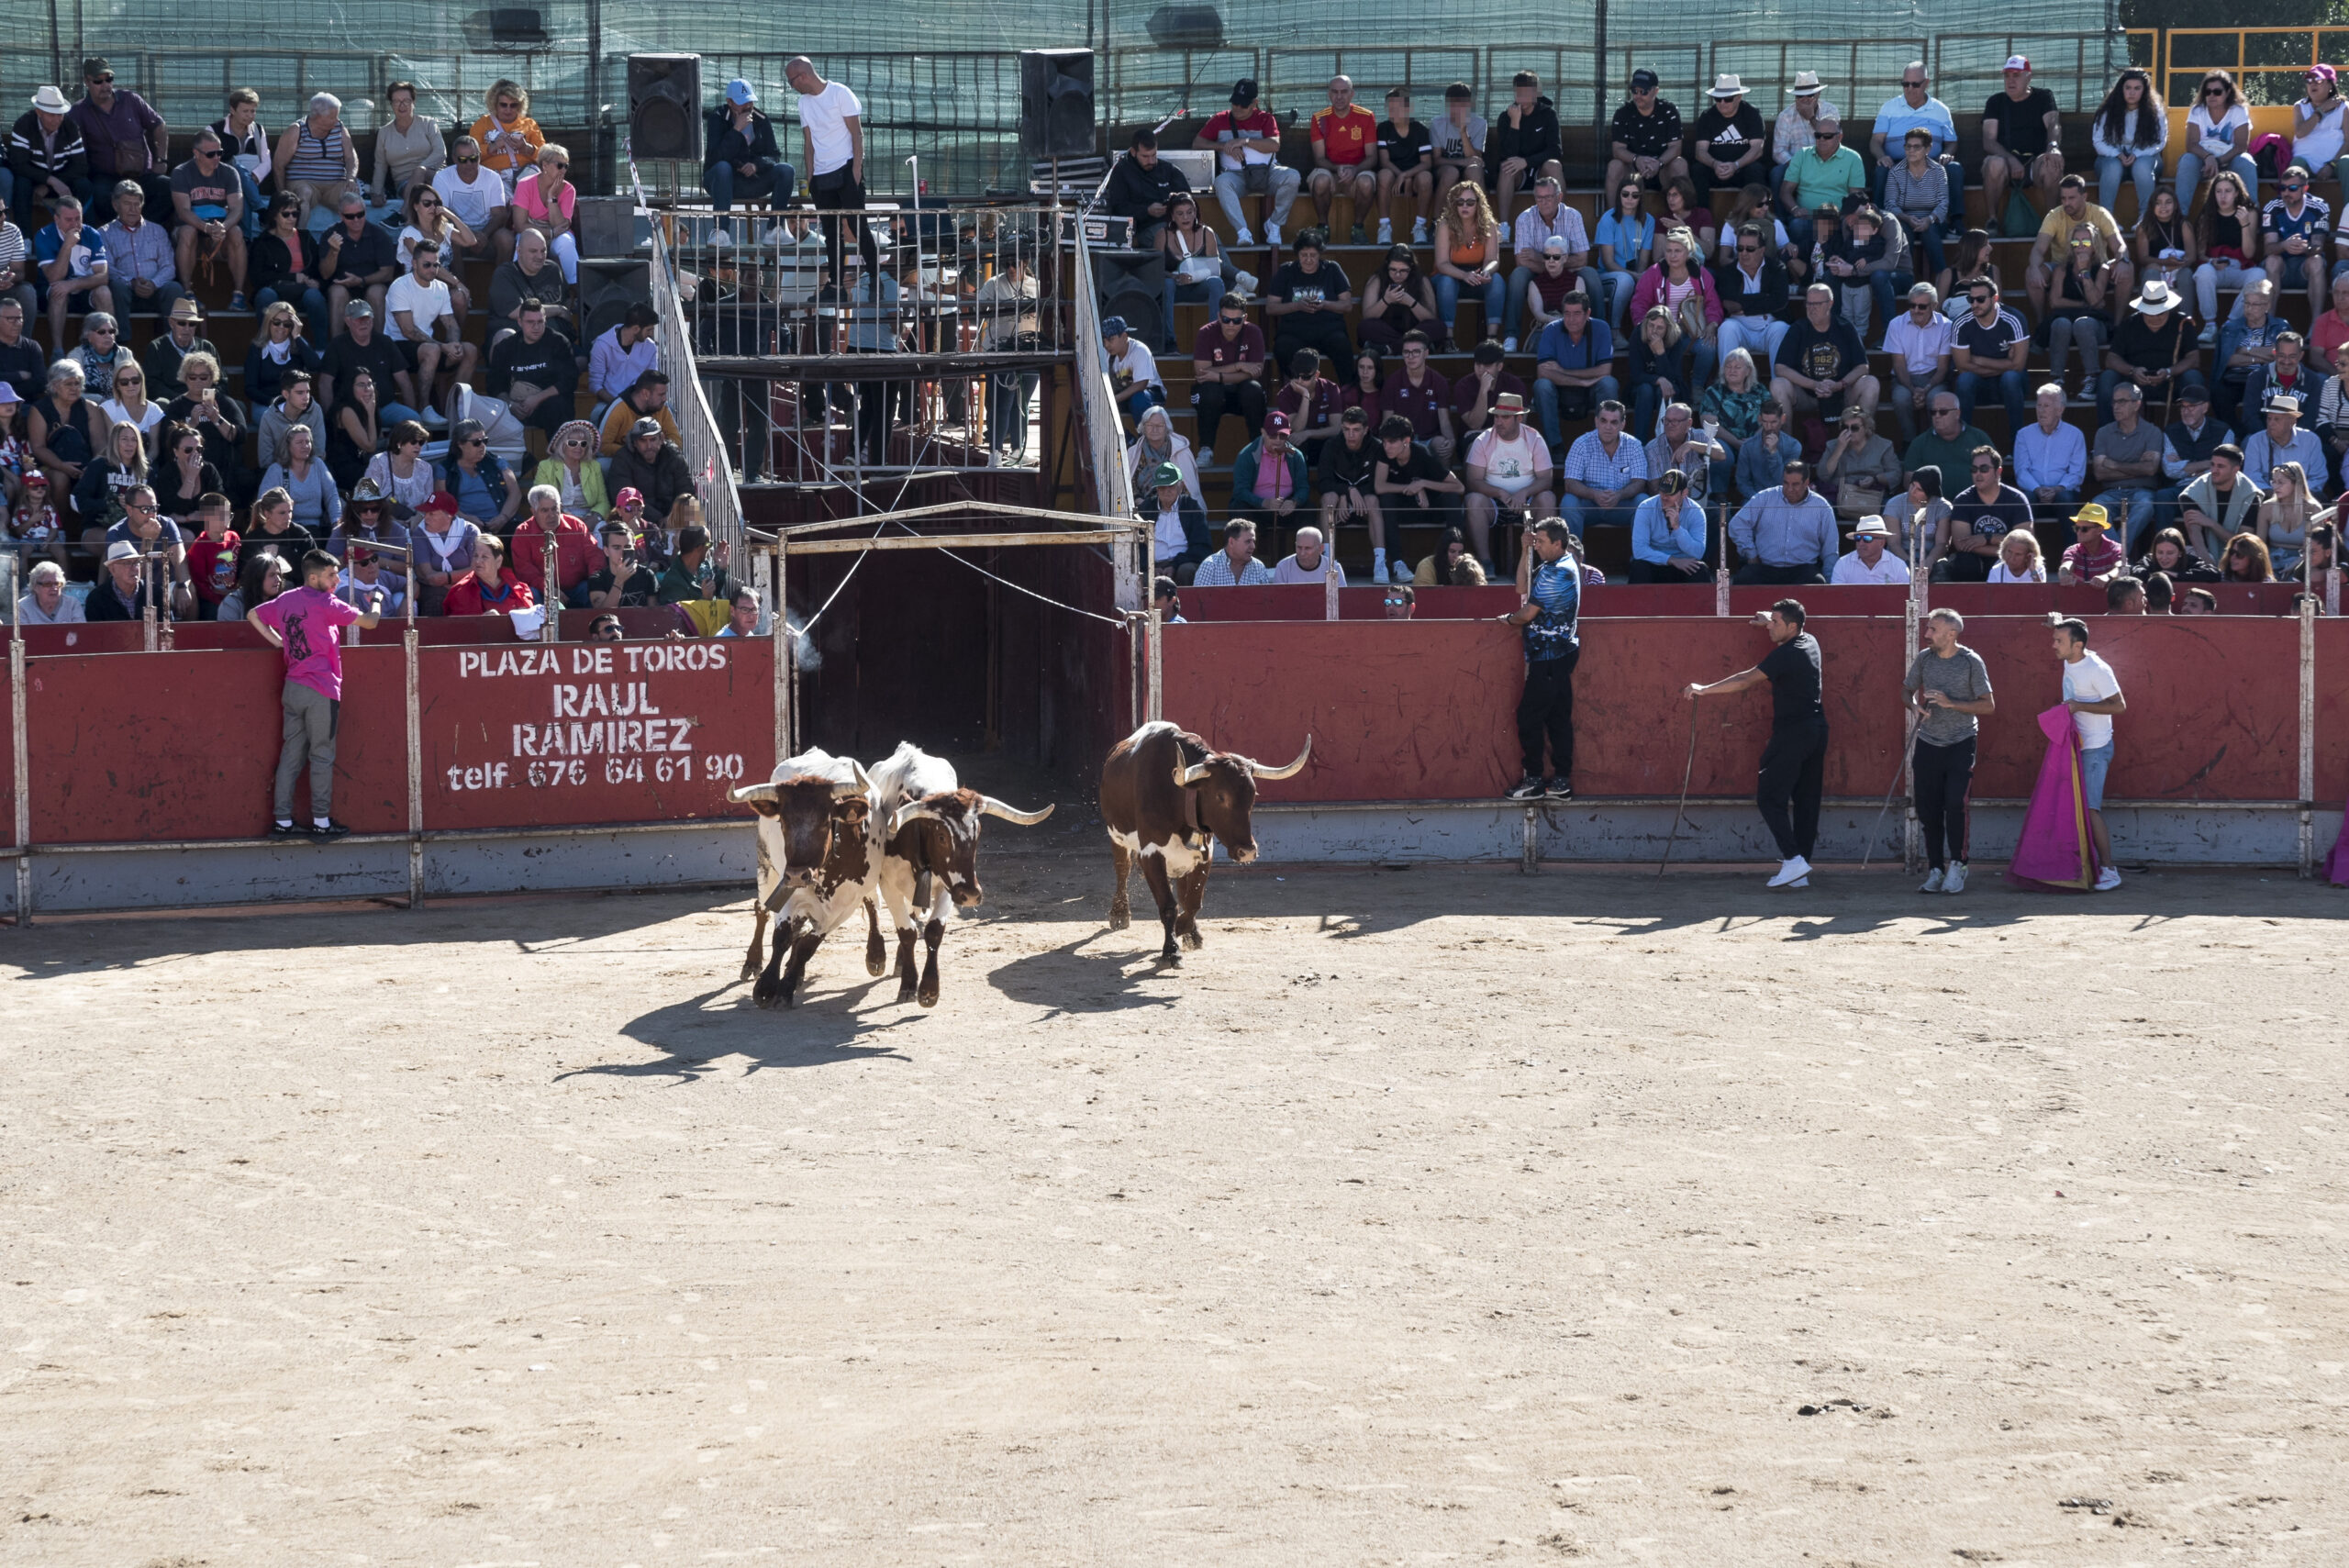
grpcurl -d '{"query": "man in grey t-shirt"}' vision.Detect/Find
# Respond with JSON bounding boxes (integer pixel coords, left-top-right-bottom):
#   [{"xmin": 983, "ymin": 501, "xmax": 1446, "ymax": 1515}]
[
  {"xmin": 1902, "ymin": 606, "xmax": 1995, "ymax": 893},
  {"xmin": 2089, "ymin": 380, "xmax": 2165, "ymax": 550}
]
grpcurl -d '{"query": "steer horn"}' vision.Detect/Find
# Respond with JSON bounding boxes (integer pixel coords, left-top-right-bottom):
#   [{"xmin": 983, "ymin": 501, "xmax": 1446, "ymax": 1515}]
[
  {"xmin": 888, "ymin": 801, "xmax": 939, "ymax": 838},
  {"xmin": 979, "ymin": 795, "xmax": 1055, "ymax": 826},
  {"xmin": 1248, "ymin": 735, "xmax": 1314, "ymax": 782},
  {"xmin": 729, "ymin": 782, "xmax": 782, "ymax": 804},
  {"xmin": 1175, "ymin": 760, "xmax": 1215, "ymax": 788},
  {"xmin": 832, "ymin": 762, "xmax": 873, "ymax": 799}
]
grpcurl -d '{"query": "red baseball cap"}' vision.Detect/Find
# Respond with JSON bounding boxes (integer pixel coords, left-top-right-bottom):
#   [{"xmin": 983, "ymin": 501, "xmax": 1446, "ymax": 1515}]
[
  {"xmin": 423, "ymin": 491, "xmax": 460, "ymax": 516},
  {"xmin": 1264, "ymin": 411, "xmax": 1292, "ymax": 434}
]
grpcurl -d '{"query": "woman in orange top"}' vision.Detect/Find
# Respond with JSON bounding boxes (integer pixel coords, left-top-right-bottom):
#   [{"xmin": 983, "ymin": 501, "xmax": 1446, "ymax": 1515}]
[
  {"xmin": 1432, "ymin": 182, "xmax": 1503, "ymax": 343},
  {"xmin": 470, "ymin": 80, "xmax": 544, "ymax": 185}
]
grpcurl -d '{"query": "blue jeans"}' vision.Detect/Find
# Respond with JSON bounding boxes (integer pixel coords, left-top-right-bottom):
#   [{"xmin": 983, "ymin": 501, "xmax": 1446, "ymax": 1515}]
[
  {"xmin": 1556, "ymin": 494, "xmax": 1639, "ymax": 539},
  {"xmin": 1598, "ymin": 272, "xmax": 1635, "ymax": 331},
  {"xmin": 1119, "ymin": 384, "xmax": 1164, "ymax": 427},
  {"xmin": 1434, "ymin": 272, "xmax": 1507, "ymax": 339},
  {"xmin": 2078, "ymin": 741, "xmax": 2113, "ymax": 813},
  {"xmin": 236, "ymin": 166, "xmax": 266, "ymax": 239},
  {"xmin": 2096, "ymin": 152, "xmax": 2159, "ymax": 220},
  {"xmin": 2091, "ymin": 485, "xmax": 2157, "ymax": 551},
  {"xmin": 1898, "ymin": 220, "xmax": 1947, "ymax": 281},
  {"xmin": 256, "ymin": 284, "xmax": 328, "ymax": 345},
  {"xmin": 705, "ymin": 157, "xmax": 796, "ymax": 219},
  {"xmin": 1531, "ymin": 374, "xmax": 1620, "ymax": 450},
  {"xmin": 2175, "ymin": 150, "xmax": 2257, "ymax": 212},
  {"xmin": 1956, "ymin": 368, "xmax": 2029, "ymax": 433},
  {"xmin": 1717, "ymin": 315, "xmax": 1787, "ymax": 373}
]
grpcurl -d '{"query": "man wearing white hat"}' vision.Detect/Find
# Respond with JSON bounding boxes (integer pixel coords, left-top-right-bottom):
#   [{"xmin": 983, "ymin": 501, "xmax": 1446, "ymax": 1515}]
[
  {"xmin": 1869, "ymin": 62, "xmax": 1959, "ymax": 200},
  {"xmin": 1981, "ymin": 54, "xmax": 2064, "ymax": 225},
  {"xmin": 1770, "ymin": 72, "xmax": 1841, "ymax": 199},
  {"xmin": 1691, "ymin": 74, "xmax": 1766, "ymax": 198},
  {"xmin": 1831, "ymin": 514, "xmax": 1911, "ymax": 584},
  {"xmin": 2096, "ymin": 276, "xmax": 2201, "ymax": 427},
  {"xmin": 8, "ymin": 86, "xmax": 92, "ymax": 228}
]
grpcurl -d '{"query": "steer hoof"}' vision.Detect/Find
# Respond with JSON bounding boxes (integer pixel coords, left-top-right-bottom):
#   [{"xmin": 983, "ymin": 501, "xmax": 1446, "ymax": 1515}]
[
  {"xmin": 896, "ymin": 979, "xmax": 918, "ymax": 1004},
  {"xmin": 739, "ymin": 959, "xmax": 759, "ymax": 983},
  {"xmin": 1180, "ymin": 928, "xmax": 1203, "ymax": 951},
  {"xmin": 752, "ymin": 978, "xmax": 783, "ymax": 1010},
  {"xmin": 864, "ymin": 935, "xmax": 887, "ymax": 977},
  {"xmin": 1108, "ymin": 904, "xmax": 1130, "ymax": 930},
  {"xmin": 1157, "ymin": 945, "xmax": 1181, "ymax": 964}
]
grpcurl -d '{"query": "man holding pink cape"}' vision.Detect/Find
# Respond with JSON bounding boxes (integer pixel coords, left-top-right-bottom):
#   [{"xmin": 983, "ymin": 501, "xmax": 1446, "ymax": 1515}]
[{"xmin": 2010, "ymin": 617, "xmax": 2126, "ymax": 892}]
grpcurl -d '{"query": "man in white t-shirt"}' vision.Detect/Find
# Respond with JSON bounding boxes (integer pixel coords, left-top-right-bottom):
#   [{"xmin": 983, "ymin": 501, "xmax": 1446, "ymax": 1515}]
[
  {"xmin": 1100, "ymin": 316, "xmax": 1163, "ymax": 425},
  {"xmin": 1463, "ymin": 391, "xmax": 1554, "ymax": 563},
  {"xmin": 430, "ymin": 137, "xmax": 509, "ymax": 262},
  {"xmin": 2054, "ymin": 616, "xmax": 2126, "ymax": 889},
  {"xmin": 1831, "ymin": 514, "xmax": 1912, "ymax": 584},
  {"xmin": 1271, "ymin": 525, "xmax": 1346, "ymax": 584},
  {"xmin": 785, "ymin": 56, "xmax": 877, "ymax": 284},
  {"xmin": 384, "ymin": 247, "xmax": 477, "ymax": 416}
]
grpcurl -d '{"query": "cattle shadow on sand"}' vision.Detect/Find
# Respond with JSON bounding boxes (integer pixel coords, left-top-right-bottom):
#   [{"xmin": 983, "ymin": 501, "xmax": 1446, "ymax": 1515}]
[
  {"xmin": 561, "ymin": 980, "xmax": 918, "ymax": 1084},
  {"xmin": 986, "ymin": 930, "xmax": 1186, "ymax": 1018}
]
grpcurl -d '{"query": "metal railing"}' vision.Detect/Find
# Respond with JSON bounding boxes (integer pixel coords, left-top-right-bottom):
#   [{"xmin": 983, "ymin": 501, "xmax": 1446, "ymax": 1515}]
[
  {"xmin": 1067, "ymin": 226, "xmax": 1140, "ymax": 606},
  {"xmin": 658, "ymin": 201, "xmax": 1063, "ymax": 489},
  {"xmin": 2160, "ymin": 26, "xmax": 2349, "ymax": 107},
  {"xmin": 631, "ymin": 165, "xmax": 746, "ymax": 559}
]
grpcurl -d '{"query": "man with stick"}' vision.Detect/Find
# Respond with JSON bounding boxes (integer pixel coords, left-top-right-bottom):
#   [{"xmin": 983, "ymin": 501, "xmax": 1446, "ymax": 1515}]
[
  {"xmin": 1686, "ymin": 599, "xmax": 1826, "ymax": 887},
  {"xmin": 1503, "ymin": 518, "xmax": 1583, "ymax": 802}
]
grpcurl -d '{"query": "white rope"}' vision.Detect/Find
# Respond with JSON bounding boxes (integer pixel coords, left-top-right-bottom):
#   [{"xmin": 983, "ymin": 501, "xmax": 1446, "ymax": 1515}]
[
  {"xmin": 890, "ymin": 519, "xmax": 1136, "ymax": 629},
  {"xmin": 793, "ymin": 514, "xmax": 894, "ymax": 638}
]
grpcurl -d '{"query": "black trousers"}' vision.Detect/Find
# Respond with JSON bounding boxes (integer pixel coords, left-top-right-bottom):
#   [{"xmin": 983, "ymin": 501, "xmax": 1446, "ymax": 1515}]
[
  {"xmin": 1629, "ymin": 559, "xmax": 1709, "ymax": 584},
  {"xmin": 1192, "ymin": 379, "xmax": 1267, "ymax": 451},
  {"xmin": 808, "ymin": 166, "xmax": 879, "ymax": 283},
  {"xmin": 1271, "ymin": 314, "xmax": 1354, "ymax": 377},
  {"xmin": 1517, "ymin": 646, "xmax": 1579, "ymax": 781},
  {"xmin": 1912, "ymin": 735, "xmax": 1976, "ymax": 869},
  {"xmin": 1756, "ymin": 717, "xmax": 1828, "ymax": 861},
  {"xmin": 1733, "ymin": 561, "xmax": 1825, "ymax": 586}
]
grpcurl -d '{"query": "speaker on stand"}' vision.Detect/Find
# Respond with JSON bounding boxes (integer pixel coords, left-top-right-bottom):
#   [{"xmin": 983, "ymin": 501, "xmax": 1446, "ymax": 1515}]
[
  {"xmin": 577, "ymin": 258, "xmax": 654, "ymax": 344},
  {"xmin": 1019, "ymin": 48, "xmax": 1097, "ymax": 161},
  {"xmin": 628, "ymin": 51, "xmax": 703, "ymax": 195}
]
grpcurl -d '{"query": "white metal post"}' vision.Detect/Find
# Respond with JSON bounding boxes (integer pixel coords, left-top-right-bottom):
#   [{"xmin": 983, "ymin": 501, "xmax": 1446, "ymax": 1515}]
[
  {"xmin": 1712, "ymin": 500, "xmax": 1730, "ymax": 617},
  {"xmin": 770, "ymin": 545, "xmax": 791, "ymax": 766},
  {"xmin": 405, "ymin": 626, "xmax": 424, "ymax": 910},
  {"xmin": 1146, "ymin": 604, "xmax": 1163, "ymax": 723},
  {"xmin": 10, "ymin": 630, "xmax": 28, "ymax": 927},
  {"xmin": 2300, "ymin": 593, "xmax": 2317, "ymax": 879}
]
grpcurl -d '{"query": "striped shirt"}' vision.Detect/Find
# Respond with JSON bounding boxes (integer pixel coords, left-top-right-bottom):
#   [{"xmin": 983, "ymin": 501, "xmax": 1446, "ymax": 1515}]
[{"xmin": 284, "ymin": 121, "xmax": 351, "ymax": 183}]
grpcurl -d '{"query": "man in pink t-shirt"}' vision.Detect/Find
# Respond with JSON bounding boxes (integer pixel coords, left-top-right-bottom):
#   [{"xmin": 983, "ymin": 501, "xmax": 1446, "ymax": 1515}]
[{"xmin": 250, "ymin": 547, "xmax": 384, "ymax": 838}]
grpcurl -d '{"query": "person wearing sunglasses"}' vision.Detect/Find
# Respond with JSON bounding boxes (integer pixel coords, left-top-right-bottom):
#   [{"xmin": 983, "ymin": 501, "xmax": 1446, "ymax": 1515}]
[
  {"xmin": 167, "ymin": 130, "xmax": 249, "ymax": 310},
  {"xmin": 272, "ymin": 92, "xmax": 357, "ymax": 233},
  {"xmin": 66, "ymin": 57, "xmax": 171, "ymax": 216},
  {"xmin": 385, "ymin": 241, "xmax": 476, "ymax": 422},
  {"xmin": 1606, "ymin": 68, "xmax": 1687, "ymax": 203},
  {"xmin": 1778, "ymin": 119, "xmax": 1865, "ymax": 252},
  {"xmin": 430, "ymin": 137, "xmax": 510, "ymax": 264},
  {"xmin": 2261, "ymin": 163, "xmax": 2332, "ymax": 318},
  {"xmin": 2179, "ymin": 72, "xmax": 2257, "ymax": 215},
  {"xmin": 470, "ymin": 80, "xmax": 544, "ymax": 184},
  {"xmin": 1929, "ymin": 444, "xmax": 2031, "ymax": 582}
]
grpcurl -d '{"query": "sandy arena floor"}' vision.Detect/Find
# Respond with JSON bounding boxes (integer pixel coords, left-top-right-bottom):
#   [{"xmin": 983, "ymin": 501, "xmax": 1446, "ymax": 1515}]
[{"xmin": 3, "ymin": 847, "xmax": 2345, "ymax": 1566}]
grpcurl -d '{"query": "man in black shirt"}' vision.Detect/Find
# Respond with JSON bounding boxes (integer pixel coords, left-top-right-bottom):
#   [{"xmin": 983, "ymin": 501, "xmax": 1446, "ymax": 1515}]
[
  {"xmin": 1935, "ymin": 444, "xmax": 2034, "ymax": 581},
  {"xmin": 2098, "ymin": 278, "xmax": 2202, "ymax": 427},
  {"xmin": 1264, "ymin": 231, "xmax": 1355, "ymax": 373},
  {"xmin": 317, "ymin": 300, "xmax": 417, "ymax": 421},
  {"xmin": 1687, "ymin": 598, "xmax": 1826, "ymax": 887},
  {"xmin": 1486, "ymin": 71, "xmax": 1563, "ymax": 215},
  {"xmin": 1980, "ymin": 55, "xmax": 2063, "ymax": 225},
  {"xmin": 1771, "ymin": 283, "xmax": 1881, "ymax": 421},
  {"xmin": 1319, "ymin": 406, "xmax": 1388, "ymax": 579},
  {"xmin": 580, "ymin": 521, "xmax": 660, "ymax": 610},
  {"xmin": 0, "ymin": 296, "xmax": 43, "ymax": 405},
  {"xmin": 484, "ymin": 298, "xmax": 578, "ymax": 442},
  {"xmin": 1690, "ymin": 75, "xmax": 1768, "ymax": 196},
  {"xmin": 1105, "ymin": 128, "xmax": 1189, "ymax": 250},
  {"xmin": 317, "ymin": 194, "xmax": 398, "ymax": 343},
  {"xmin": 1372, "ymin": 412, "xmax": 1464, "ymax": 535},
  {"xmin": 1607, "ymin": 68, "xmax": 1687, "ymax": 197}
]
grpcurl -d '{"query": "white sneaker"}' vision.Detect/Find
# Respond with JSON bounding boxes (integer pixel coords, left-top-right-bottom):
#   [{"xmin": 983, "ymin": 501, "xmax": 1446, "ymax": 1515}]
[
  {"xmin": 1502, "ymin": 335, "xmax": 1519, "ymax": 353},
  {"xmin": 1196, "ymin": 448, "xmax": 1214, "ymax": 469},
  {"xmin": 1767, "ymin": 855, "xmax": 1811, "ymax": 888},
  {"xmin": 1411, "ymin": 217, "xmax": 1429, "ymax": 244},
  {"xmin": 418, "ymin": 406, "xmax": 447, "ymax": 428},
  {"xmin": 1920, "ymin": 866, "xmax": 1945, "ymax": 894},
  {"xmin": 2198, "ymin": 321, "xmax": 2217, "ymax": 348},
  {"xmin": 708, "ymin": 228, "xmax": 734, "ymax": 250},
  {"xmin": 1943, "ymin": 862, "xmax": 1968, "ymax": 894},
  {"xmin": 2095, "ymin": 865, "xmax": 2122, "ymax": 892},
  {"xmin": 1377, "ymin": 218, "xmax": 1393, "ymax": 243},
  {"xmin": 1787, "ymin": 877, "xmax": 1809, "ymax": 887},
  {"xmin": 1390, "ymin": 559, "xmax": 1413, "ymax": 585},
  {"xmin": 1235, "ymin": 227, "xmax": 1254, "ymax": 248},
  {"xmin": 1233, "ymin": 269, "xmax": 1259, "ymax": 293},
  {"xmin": 1264, "ymin": 222, "xmax": 1282, "ymax": 248}
]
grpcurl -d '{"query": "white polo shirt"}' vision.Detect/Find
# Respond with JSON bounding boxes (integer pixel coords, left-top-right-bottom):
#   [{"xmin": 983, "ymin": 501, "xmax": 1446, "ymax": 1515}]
[{"xmin": 797, "ymin": 81, "xmax": 863, "ymax": 177}]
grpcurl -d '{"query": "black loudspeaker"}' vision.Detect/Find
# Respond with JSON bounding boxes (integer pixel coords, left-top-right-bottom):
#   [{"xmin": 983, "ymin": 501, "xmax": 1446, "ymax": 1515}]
[
  {"xmin": 1094, "ymin": 249, "xmax": 1164, "ymax": 348},
  {"xmin": 577, "ymin": 258, "xmax": 653, "ymax": 343},
  {"xmin": 629, "ymin": 53, "xmax": 703, "ymax": 161},
  {"xmin": 1019, "ymin": 48, "xmax": 1097, "ymax": 160},
  {"xmin": 574, "ymin": 195, "xmax": 637, "ymax": 259}
]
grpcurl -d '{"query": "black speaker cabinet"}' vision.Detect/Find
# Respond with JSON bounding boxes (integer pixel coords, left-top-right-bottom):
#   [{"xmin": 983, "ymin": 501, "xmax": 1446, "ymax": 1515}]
[
  {"xmin": 574, "ymin": 195, "xmax": 637, "ymax": 259},
  {"xmin": 629, "ymin": 53, "xmax": 703, "ymax": 161},
  {"xmin": 1094, "ymin": 249, "xmax": 1165, "ymax": 348},
  {"xmin": 577, "ymin": 258, "xmax": 654, "ymax": 343},
  {"xmin": 1019, "ymin": 48, "xmax": 1097, "ymax": 160}
]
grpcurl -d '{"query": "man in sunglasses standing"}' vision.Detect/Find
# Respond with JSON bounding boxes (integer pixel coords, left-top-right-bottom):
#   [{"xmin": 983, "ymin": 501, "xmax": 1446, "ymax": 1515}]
[{"xmin": 67, "ymin": 58, "xmax": 171, "ymax": 217}]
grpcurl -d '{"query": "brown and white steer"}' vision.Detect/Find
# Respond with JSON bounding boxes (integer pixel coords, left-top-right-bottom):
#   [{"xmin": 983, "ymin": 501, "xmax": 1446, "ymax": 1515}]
[
  {"xmin": 868, "ymin": 740, "xmax": 1055, "ymax": 1007},
  {"xmin": 1099, "ymin": 721, "xmax": 1311, "ymax": 961},
  {"xmin": 729, "ymin": 749, "xmax": 883, "ymax": 1008}
]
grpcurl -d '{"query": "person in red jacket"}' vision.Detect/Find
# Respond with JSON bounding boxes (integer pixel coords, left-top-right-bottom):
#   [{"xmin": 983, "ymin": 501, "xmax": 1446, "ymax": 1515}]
[
  {"xmin": 440, "ymin": 533, "xmax": 537, "ymax": 616},
  {"xmin": 509, "ymin": 483, "xmax": 597, "ymax": 604}
]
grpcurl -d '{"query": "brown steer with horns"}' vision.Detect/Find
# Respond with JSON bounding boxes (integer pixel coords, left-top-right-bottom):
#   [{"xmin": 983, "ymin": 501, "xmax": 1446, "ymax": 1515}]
[
  {"xmin": 729, "ymin": 749, "xmax": 880, "ymax": 1008},
  {"xmin": 1099, "ymin": 720, "xmax": 1312, "ymax": 960}
]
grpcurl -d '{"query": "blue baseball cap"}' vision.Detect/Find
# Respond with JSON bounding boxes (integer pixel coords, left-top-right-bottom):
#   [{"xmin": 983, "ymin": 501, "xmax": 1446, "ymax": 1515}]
[
  {"xmin": 726, "ymin": 79, "xmax": 755, "ymax": 106},
  {"xmin": 1101, "ymin": 315, "xmax": 1129, "ymax": 339}
]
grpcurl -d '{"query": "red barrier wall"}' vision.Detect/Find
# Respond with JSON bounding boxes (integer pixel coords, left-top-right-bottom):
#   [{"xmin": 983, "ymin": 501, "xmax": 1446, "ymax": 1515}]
[
  {"xmin": 1163, "ymin": 615, "xmax": 2321, "ymax": 805},
  {"xmin": 18, "ymin": 639, "xmax": 775, "ymax": 846}
]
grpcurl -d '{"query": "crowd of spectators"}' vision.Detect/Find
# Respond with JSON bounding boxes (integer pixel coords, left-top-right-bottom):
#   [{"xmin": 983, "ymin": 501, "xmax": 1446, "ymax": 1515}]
[
  {"xmin": 2, "ymin": 57, "xmax": 757, "ymax": 628},
  {"xmin": 1105, "ymin": 61, "xmax": 2349, "ymax": 600}
]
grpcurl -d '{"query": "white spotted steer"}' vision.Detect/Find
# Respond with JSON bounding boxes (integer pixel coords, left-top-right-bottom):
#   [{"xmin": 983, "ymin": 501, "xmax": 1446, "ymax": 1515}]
[
  {"xmin": 729, "ymin": 748, "xmax": 883, "ymax": 1008},
  {"xmin": 1100, "ymin": 721, "xmax": 1312, "ymax": 961},
  {"xmin": 866, "ymin": 741, "xmax": 1055, "ymax": 1007}
]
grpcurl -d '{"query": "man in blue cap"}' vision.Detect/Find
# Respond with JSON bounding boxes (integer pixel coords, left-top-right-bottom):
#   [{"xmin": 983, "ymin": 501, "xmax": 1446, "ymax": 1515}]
[{"xmin": 704, "ymin": 78, "xmax": 792, "ymax": 242}]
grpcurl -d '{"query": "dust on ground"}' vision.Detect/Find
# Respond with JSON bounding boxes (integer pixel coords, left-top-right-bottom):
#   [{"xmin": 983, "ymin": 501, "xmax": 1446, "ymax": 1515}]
[{"xmin": 3, "ymin": 851, "xmax": 2344, "ymax": 1565}]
